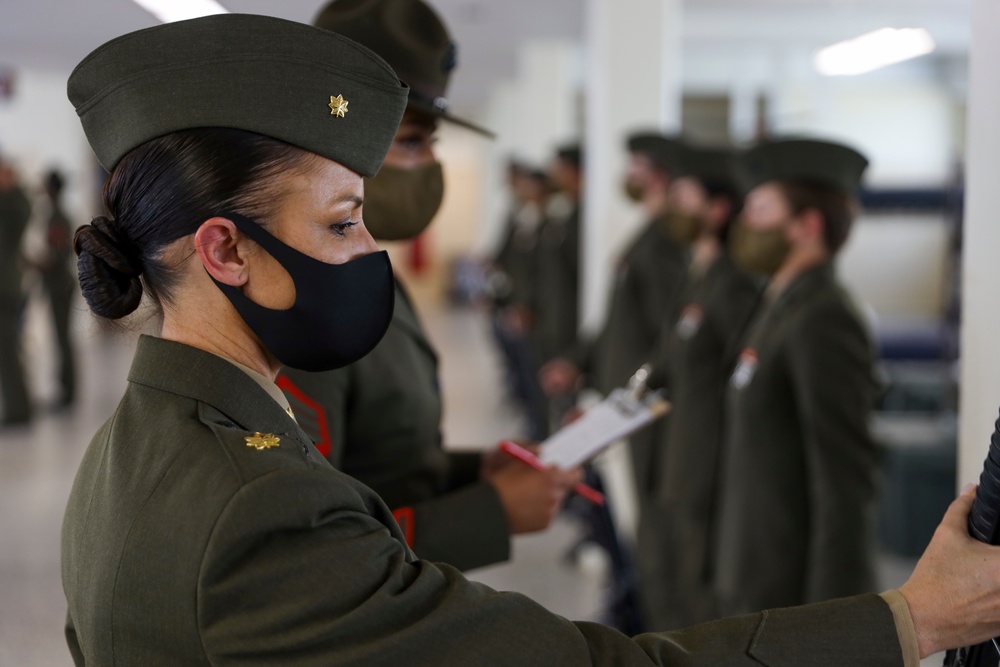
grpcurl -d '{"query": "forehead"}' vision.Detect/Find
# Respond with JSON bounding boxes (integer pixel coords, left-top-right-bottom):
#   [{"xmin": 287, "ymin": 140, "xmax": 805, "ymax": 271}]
[
  {"xmin": 746, "ymin": 181, "xmax": 788, "ymax": 207},
  {"xmin": 277, "ymin": 152, "xmax": 362, "ymax": 200},
  {"xmin": 670, "ymin": 176, "xmax": 707, "ymax": 197},
  {"xmin": 628, "ymin": 152, "xmax": 653, "ymax": 169}
]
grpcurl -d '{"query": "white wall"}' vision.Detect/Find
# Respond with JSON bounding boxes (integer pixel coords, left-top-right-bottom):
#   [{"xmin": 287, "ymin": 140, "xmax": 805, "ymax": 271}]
[
  {"xmin": 476, "ymin": 40, "xmax": 583, "ymax": 259},
  {"xmin": 775, "ymin": 81, "xmax": 960, "ymax": 187},
  {"xmin": 838, "ymin": 215, "xmax": 950, "ymax": 321},
  {"xmin": 0, "ymin": 67, "xmax": 96, "ymax": 219}
]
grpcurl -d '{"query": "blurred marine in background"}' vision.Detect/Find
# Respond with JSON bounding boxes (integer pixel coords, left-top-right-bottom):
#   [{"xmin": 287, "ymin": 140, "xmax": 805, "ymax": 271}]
[
  {"xmin": 714, "ymin": 138, "xmax": 881, "ymax": 615},
  {"xmin": 639, "ymin": 144, "xmax": 762, "ymax": 629}
]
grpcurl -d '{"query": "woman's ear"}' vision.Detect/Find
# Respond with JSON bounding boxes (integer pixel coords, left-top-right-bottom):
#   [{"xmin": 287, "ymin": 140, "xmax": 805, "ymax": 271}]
[
  {"xmin": 799, "ymin": 207, "xmax": 827, "ymax": 246},
  {"xmin": 195, "ymin": 217, "xmax": 249, "ymax": 287},
  {"xmin": 787, "ymin": 207, "xmax": 824, "ymax": 247}
]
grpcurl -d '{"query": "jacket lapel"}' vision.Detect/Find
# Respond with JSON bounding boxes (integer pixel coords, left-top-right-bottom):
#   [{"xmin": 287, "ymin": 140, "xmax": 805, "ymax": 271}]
[{"xmin": 391, "ymin": 279, "xmax": 439, "ymax": 365}]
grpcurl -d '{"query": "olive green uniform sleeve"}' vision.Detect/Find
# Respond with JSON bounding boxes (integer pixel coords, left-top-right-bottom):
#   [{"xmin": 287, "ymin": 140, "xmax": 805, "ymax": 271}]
[
  {"xmin": 198, "ymin": 469, "xmax": 907, "ymax": 667},
  {"xmin": 401, "ymin": 479, "xmax": 511, "ymax": 571},
  {"xmin": 786, "ymin": 299, "xmax": 881, "ymax": 603},
  {"xmin": 445, "ymin": 450, "xmax": 485, "ymax": 489}
]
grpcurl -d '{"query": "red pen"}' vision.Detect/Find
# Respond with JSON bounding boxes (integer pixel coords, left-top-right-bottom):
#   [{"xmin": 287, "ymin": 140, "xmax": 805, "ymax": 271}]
[{"xmin": 499, "ymin": 441, "xmax": 605, "ymax": 506}]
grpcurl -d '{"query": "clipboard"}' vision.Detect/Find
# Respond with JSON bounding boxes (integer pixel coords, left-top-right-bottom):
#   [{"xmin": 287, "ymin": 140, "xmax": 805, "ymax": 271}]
[{"xmin": 538, "ymin": 365, "xmax": 671, "ymax": 470}]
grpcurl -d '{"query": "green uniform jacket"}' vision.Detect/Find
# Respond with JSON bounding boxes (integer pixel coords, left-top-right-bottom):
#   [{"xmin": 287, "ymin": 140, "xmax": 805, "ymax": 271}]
[
  {"xmin": 532, "ymin": 197, "xmax": 581, "ymax": 363},
  {"xmin": 575, "ymin": 216, "xmax": 688, "ymax": 507},
  {"xmin": 584, "ymin": 216, "xmax": 688, "ymax": 396},
  {"xmin": 494, "ymin": 207, "xmax": 540, "ymax": 309},
  {"xmin": 715, "ymin": 263, "xmax": 882, "ymax": 614},
  {"xmin": 640, "ymin": 256, "xmax": 762, "ymax": 629},
  {"xmin": 62, "ymin": 335, "xmax": 907, "ymax": 666},
  {"xmin": 279, "ymin": 283, "xmax": 510, "ymax": 572}
]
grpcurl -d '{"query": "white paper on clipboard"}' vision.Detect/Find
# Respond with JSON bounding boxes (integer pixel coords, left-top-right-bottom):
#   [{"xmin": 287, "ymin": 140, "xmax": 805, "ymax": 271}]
[{"xmin": 539, "ymin": 389, "xmax": 670, "ymax": 469}]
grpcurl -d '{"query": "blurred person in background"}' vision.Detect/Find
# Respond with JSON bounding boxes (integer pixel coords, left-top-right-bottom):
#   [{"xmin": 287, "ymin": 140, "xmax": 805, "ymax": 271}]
[
  {"xmin": 538, "ymin": 133, "xmax": 689, "ymax": 633},
  {"xmin": 531, "ymin": 144, "xmax": 583, "ymax": 423},
  {"xmin": 38, "ymin": 168, "xmax": 77, "ymax": 410},
  {"xmin": 637, "ymin": 144, "xmax": 762, "ymax": 629},
  {"xmin": 714, "ymin": 138, "xmax": 881, "ymax": 615},
  {"xmin": 0, "ymin": 157, "xmax": 32, "ymax": 427},
  {"xmin": 492, "ymin": 165, "xmax": 551, "ymax": 440},
  {"xmin": 541, "ymin": 133, "xmax": 689, "ymax": 505},
  {"xmin": 489, "ymin": 158, "xmax": 528, "ymax": 402},
  {"xmin": 533, "ymin": 144, "xmax": 583, "ymax": 365},
  {"xmin": 277, "ymin": 0, "xmax": 573, "ymax": 573}
]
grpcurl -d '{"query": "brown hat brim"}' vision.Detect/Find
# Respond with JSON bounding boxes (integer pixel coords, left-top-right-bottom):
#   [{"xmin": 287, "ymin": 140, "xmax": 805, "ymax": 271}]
[{"xmin": 407, "ymin": 97, "xmax": 495, "ymax": 138}]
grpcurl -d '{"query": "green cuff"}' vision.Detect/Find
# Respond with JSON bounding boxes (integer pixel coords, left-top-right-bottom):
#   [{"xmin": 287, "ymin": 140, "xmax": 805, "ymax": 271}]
[
  {"xmin": 410, "ymin": 482, "xmax": 510, "ymax": 572},
  {"xmin": 445, "ymin": 451, "xmax": 485, "ymax": 491}
]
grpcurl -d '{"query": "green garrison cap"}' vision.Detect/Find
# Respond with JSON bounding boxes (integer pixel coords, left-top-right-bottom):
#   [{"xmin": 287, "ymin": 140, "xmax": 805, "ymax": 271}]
[
  {"xmin": 315, "ymin": 0, "xmax": 493, "ymax": 137},
  {"xmin": 68, "ymin": 14, "xmax": 409, "ymax": 177},
  {"xmin": 626, "ymin": 131, "xmax": 685, "ymax": 174},
  {"xmin": 739, "ymin": 138, "xmax": 869, "ymax": 194},
  {"xmin": 677, "ymin": 145, "xmax": 741, "ymax": 194}
]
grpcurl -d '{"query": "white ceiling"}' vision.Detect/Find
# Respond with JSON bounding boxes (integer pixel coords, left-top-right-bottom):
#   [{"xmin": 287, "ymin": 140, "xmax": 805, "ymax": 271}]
[{"xmin": 0, "ymin": 0, "xmax": 971, "ymax": 113}]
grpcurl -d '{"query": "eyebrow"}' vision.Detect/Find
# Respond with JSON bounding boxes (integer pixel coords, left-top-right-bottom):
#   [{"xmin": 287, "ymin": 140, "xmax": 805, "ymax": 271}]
[{"xmin": 331, "ymin": 194, "xmax": 364, "ymax": 207}]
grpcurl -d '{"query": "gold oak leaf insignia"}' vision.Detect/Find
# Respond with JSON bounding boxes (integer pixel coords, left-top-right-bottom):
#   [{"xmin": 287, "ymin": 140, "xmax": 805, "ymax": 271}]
[
  {"xmin": 245, "ymin": 432, "xmax": 281, "ymax": 450},
  {"xmin": 328, "ymin": 94, "xmax": 348, "ymax": 117}
]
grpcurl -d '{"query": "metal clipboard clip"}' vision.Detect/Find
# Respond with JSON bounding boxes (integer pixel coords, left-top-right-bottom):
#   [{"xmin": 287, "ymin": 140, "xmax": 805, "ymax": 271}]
[{"xmin": 613, "ymin": 364, "xmax": 655, "ymax": 416}]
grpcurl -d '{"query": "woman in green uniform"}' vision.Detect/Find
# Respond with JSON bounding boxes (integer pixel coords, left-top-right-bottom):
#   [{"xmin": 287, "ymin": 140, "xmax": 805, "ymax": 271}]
[
  {"xmin": 277, "ymin": 0, "xmax": 570, "ymax": 573},
  {"xmin": 714, "ymin": 138, "xmax": 881, "ymax": 615},
  {"xmin": 637, "ymin": 145, "xmax": 762, "ymax": 629},
  {"xmin": 61, "ymin": 13, "xmax": 1000, "ymax": 667}
]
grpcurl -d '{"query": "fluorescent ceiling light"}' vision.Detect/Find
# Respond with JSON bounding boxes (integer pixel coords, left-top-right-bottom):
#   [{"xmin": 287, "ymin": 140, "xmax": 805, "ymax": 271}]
[
  {"xmin": 814, "ymin": 28, "xmax": 936, "ymax": 76},
  {"xmin": 132, "ymin": 0, "xmax": 229, "ymax": 23}
]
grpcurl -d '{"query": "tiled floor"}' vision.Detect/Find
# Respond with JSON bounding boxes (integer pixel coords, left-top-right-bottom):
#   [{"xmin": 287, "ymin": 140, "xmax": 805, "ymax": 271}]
[{"xmin": 0, "ymin": 291, "xmax": 939, "ymax": 664}]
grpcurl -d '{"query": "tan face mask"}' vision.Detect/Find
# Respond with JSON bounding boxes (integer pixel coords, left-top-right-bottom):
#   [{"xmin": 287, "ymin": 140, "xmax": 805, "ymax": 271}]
[
  {"xmin": 623, "ymin": 178, "xmax": 644, "ymax": 202},
  {"xmin": 662, "ymin": 212, "xmax": 705, "ymax": 245},
  {"xmin": 362, "ymin": 162, "xmax": 445, "ymax": 241},
  {"xmin": 729, "ymin": 221, "xmax": 793, "ymax": 276}
]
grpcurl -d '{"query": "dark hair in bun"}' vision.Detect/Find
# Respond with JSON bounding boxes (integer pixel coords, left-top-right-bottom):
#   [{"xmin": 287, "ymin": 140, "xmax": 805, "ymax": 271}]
[
  {"xmin": 74, "ymin": 217, "xmax": 144, "ymax": 319},
  {"xmin": 75, "ymin": 128, "xmax": 313, "ymax": 320}
]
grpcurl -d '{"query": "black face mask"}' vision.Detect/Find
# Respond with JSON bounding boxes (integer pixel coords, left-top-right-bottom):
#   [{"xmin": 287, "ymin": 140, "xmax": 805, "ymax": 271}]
[{"xmin": 211, "ymin": 212, "xmax": 394, "ymax": 372}]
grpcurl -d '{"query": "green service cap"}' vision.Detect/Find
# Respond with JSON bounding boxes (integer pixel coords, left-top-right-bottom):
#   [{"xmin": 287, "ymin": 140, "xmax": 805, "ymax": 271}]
[
  {"xmin": 68, "ymin": 14, "xmax": 409, "ymax": 177},
  {"xmin": 315, "ymin": 0, "xmax": 492, "ymax": 137},
  {"xmin": 626, "ymin": 131, "xmax": 685, "ymax": 174},
  {"xmin": 677, "ymin": 145, "xmax": 741, "ymax": 194},
  {"xmin": 739, "ymin": 138, "xmax": 869, "ymax": 194}
]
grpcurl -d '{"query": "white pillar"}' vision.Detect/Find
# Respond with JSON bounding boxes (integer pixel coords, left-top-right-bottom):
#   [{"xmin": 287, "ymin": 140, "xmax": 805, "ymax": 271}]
[
  {"xmin": 958, "ymin": 0, "xmax": 1000, "ymax": 488},
  {"xmin": 581, "ymin": 0, "xmax": 683, "ymax": 332}
]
